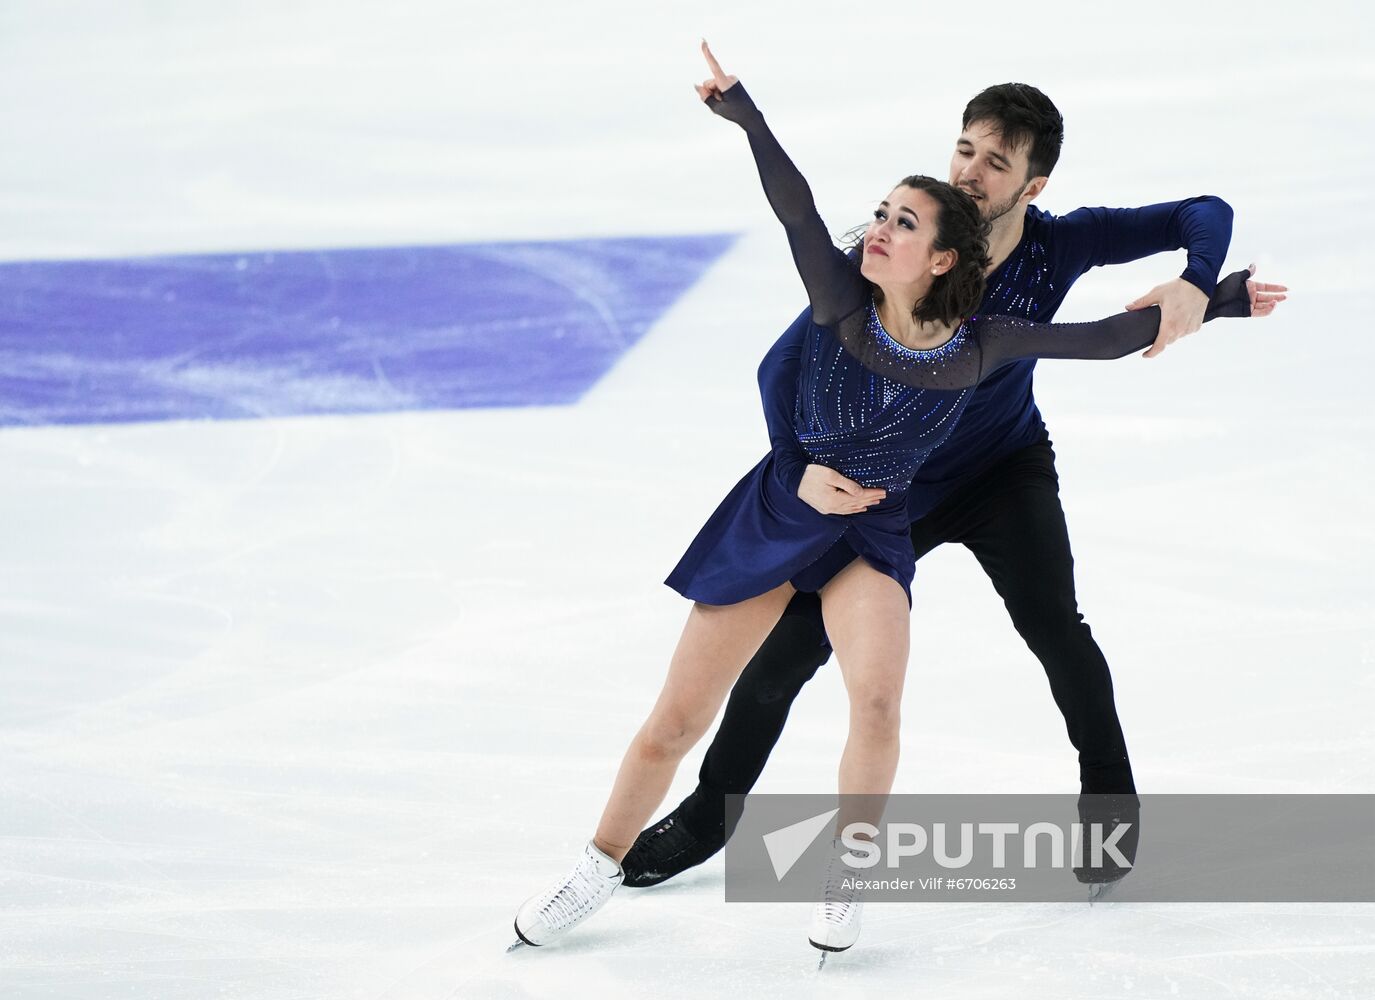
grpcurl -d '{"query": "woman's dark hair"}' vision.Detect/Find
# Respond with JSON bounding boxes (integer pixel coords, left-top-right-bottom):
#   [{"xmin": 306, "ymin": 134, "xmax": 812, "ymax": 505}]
[{"xmin": 851, "ymin": 175, "xmax": 990, "ymax": 328}]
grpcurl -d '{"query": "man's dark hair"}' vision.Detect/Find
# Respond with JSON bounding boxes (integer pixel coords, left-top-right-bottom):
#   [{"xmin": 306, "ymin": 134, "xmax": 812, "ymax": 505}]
[{"xmin": 962, "ymin": 83, "xmax": 1064, "ymax": 180}]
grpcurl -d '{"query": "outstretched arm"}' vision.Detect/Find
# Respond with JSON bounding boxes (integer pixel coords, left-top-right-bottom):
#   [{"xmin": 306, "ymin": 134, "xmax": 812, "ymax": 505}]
[
  {"xmin": 845, "ymin": 267, "xmax": 1261, "ymax": 392},
  {"xmin": 1056, "ymin": 197, "xmax": 1286, "ymax": 357},
  {"xmin": 1062, "ymin": 198, "xmax": 1234, "ymax": 292},
  {"xmin": 976, "ymin": 266, "xmax": 1264, "ymax": 378},
  {"xmin": 696, "ymin": 43, "xmax": 866, "ymax": 328}
]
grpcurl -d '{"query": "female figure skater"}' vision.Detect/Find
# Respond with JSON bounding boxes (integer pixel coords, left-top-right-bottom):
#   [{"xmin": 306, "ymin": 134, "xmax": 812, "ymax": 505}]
[{"xmin": 511, "ymin": 43, "xmax": 1263, "ymax": 956}]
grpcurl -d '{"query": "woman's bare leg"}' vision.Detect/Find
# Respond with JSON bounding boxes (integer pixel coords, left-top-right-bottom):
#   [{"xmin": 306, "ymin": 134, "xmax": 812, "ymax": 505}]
[
  {"xmin": 801, "ymin": 559, "xmax": 910, "ymax": 953},
  {"xmin": 820, "ymin": 559, "xmax": 911, "ymax": 836},
  {"xmin": 593, "ymin": 582, "xmax": 794, "ymax": 861}
]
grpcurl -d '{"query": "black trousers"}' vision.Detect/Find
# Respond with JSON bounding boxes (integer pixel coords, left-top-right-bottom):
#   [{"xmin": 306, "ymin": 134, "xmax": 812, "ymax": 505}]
[{"xmin": 684, "ymin": 435, "xmax": 1136, "ymax": 834}]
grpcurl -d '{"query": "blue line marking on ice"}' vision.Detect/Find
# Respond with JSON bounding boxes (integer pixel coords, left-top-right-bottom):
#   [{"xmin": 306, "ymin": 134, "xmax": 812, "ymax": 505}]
[{"xmin": 0, "ymin": 234, "xmax": 737, "ymax": 427}]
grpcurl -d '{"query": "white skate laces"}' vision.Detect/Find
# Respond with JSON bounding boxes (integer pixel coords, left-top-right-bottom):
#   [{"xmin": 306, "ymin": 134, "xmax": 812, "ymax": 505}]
[
  {"xmin": 809, "ymin": 838, "xmax": 865, "ymax": 954},
  {"xmin": 514, "ymin": 840, "xmax": 623, "ymax": 946}
]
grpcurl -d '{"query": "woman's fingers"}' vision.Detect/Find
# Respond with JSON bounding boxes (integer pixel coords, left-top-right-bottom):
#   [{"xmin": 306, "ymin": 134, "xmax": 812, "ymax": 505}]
[
  {"xmin": 1246, "ymin": 281, "xmax": 1287, "ymax": 302},
  {"xmin": 701, "ymin": 40, "xmax": 730, "ymax": 88},
  {"xmin": 1246, "ymin": 279, "xmax": 1288, "ymax": 317},
  {"xmin": 1246, "ymin": 267, "xmax": 1289, "ymax": 295},
  {"xmin": 827, "ymin": 473, "xmax": 863, "ymax": 497}
]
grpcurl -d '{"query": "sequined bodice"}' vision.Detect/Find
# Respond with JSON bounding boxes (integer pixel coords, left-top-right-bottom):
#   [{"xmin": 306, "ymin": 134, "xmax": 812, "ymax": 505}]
[{"xmin": 795, "ymin": 303, "xmax": 973, "ymax": 493}]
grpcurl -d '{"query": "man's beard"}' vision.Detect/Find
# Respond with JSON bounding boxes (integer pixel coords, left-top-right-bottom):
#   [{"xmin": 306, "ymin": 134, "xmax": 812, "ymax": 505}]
[
  {"xmin": 960, "ymin": 184, "xmax": 1026, "ymax": 225},
  {"xmin": 979, "ymin": 188, "xmax": 1024, "ymax": 225}
]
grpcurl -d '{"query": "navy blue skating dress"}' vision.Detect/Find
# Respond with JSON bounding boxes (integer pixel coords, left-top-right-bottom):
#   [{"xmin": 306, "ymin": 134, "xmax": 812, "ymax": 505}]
[{"xmin": 665, "ymin": 84, "xmax": 1250, "ymax": 606}]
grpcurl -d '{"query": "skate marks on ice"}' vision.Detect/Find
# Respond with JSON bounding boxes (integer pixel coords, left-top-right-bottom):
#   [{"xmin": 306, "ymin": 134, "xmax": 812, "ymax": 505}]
[
  {"xmin": 0, "ymin": 235, "xmax": 735, "ymax": 427},
  {"xmin": 491, "ymin": 901, "xmax": 1375, "ymax": 998}
]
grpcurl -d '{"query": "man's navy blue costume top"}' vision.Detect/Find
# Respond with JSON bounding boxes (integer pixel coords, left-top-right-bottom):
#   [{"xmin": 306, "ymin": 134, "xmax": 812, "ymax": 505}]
[{"xmin": 759, "ymin": 199, "xmax": 1234, "ymax": 522}]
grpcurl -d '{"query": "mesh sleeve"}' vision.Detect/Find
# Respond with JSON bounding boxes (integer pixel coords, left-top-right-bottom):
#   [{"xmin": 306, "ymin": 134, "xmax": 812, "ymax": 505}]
[
  {"xmin": 708, "ymin": 83, "xmax": 868, "ymax": 327},
  {"xmin": 826, "ymin": 268, "xmax": 1253, "ymax": 390}
]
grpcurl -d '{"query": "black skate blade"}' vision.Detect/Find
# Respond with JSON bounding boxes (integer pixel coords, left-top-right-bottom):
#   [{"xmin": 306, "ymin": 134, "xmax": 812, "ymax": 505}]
[
  {"xmin": 1087, "ymin": 880, "xmax": 1120, "ymax": 905},
  {"xmin": 508, "ymin": 918, "xmax": 540, "ymax": 952},
  {"xmin": 811, "ymin": 938, "xmax": 850, "ymax": 970}
]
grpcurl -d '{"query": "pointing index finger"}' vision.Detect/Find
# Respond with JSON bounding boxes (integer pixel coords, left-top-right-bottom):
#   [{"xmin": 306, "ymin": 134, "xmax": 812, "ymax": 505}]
[{"xmin": 701, "ymin": 40, "xmax": 729, "ymax": 89}]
